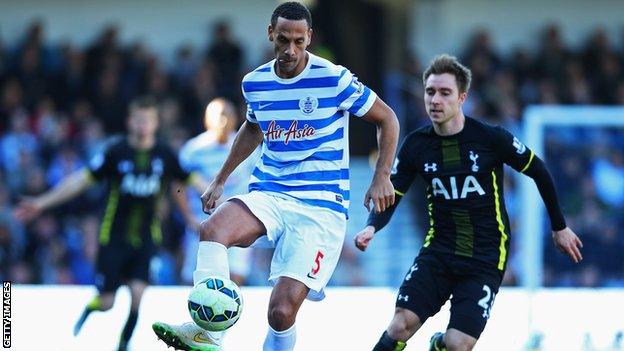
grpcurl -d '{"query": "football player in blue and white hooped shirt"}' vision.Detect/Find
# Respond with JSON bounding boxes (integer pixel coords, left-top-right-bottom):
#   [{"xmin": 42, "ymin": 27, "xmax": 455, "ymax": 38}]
[
  {"xmin": 152, "ymin": 2, "xmax": 400, "ymax": 351},
  {"xmin": 178, "ymin": 98, "xmax": 259, "ymax": 287}
]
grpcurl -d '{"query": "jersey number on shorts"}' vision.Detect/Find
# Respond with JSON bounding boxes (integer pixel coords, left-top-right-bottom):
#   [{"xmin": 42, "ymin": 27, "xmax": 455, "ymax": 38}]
[
  {"xmin": 477, "ymin": 285, "xmax": 496, "ymax": 319},
  {"xmin": 311, "ymin": 250, "xmax": 325, "ymax": 275}
]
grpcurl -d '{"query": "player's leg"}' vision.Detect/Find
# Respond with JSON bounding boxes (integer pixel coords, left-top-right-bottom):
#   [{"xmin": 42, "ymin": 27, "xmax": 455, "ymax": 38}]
[
  {"xmin": 262, "ymin": 199, "xmax": 345, "ymax": 351},
  {"xmin": 117, "ymin": 279, "xmax": 147, "ymax": 351},
  {"xmin": 74, "ymin": 245, "xmax": 120, "ymax": 336},
  {"xmin": 73, "ymin": 292, "xmax": 115, "ymax": 336},
  {"xmin": 228, "ymin": 246, "xmax": 252, "ymax": 286},
  {"xmin": 262, "ymin": 277, "xmax": 309, "ymax": 351},
  {"xmin": 193, "ymin": 198, "xmax": 266, "ymax": 285},
  {"xmin": 373, "ymin": 254, "xmax": 454, "ymax": 351},
  {"xmin": 181, "ymin": 226, "xmax": 200, "ymax": 284},
  {"xmin": 154, "ymin": 193, "xmax": 276, "ymax": 350},
  {"xmin": 441, "ymin": 329, "xmax": 477, "ymax": 351},
  {"xmin": 373, "ymin": 307, "xmax": 422, "ymax": 351},
  {"xmin": 442, "ymin": 270, "xmax": 502, "ymax": 351},
  {"xmin": 115, "ymin": 244, "xmax": 152, "ymax": 350}
]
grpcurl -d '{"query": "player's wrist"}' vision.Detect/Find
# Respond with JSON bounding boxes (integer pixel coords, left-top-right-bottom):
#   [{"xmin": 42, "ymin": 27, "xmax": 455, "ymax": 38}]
[{"xmin": 373, "ymin": 167, "xmax": 392, "ymax": 179}]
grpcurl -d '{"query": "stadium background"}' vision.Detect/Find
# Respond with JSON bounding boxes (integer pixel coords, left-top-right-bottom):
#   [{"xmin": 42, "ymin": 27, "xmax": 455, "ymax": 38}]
[{"xmin": 1, "ymin": 0, "xmax": 623, "ymax": 349}]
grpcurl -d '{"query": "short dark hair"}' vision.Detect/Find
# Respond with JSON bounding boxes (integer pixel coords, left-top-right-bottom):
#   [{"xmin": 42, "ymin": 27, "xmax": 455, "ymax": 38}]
[
  {"xmin": 129, "ymin": 95, "xmax": 158, "ymax": 113},
  {"xmin": 423, "ymin": 54, "xmax": 472, "ymax": 93},
  {"xmin": 271, "ymin": 1, "xmax": 312, "ymax": 29}
]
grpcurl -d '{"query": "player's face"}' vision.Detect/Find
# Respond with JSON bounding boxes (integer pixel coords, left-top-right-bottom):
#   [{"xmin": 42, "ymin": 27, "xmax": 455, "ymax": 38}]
[
  {"xmin": 128, "ymin": 107, "xmax": 159, "ymax": 138},
  {"xmin": 205, "ymin": 101, "xmax": 236, "ymax": 133},
  {"xmin": 268, "ymin": 17, "xmax": 312, "ymax": 78},
  {"xmin": 424, "ymin": 73, "xmax": 467, "ymax": 124}
]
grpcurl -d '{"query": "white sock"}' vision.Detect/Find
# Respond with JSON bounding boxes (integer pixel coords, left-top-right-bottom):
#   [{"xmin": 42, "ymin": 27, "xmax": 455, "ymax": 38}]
[
  {"xmin": 193, "ymin": 241, "xmax": 229, "ymax": 340},
  {"xmin": 193, "ymin": 241, "xmax": 229, "ymax": 285},
  {"xmin": 263, "ymin": 324, "xmax": 296, "ymax": 351}
]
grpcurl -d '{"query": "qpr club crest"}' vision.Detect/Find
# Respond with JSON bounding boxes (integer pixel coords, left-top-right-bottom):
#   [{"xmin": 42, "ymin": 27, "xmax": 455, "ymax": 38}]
[{"xmin": 299, "ymin": 95, "xmax": 318, "ymax": 115}]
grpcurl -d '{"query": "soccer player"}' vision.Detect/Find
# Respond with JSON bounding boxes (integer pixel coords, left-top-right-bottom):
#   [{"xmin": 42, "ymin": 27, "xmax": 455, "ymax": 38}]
[
  {"xmin": 14, "ymin": 96, "xmax": 206, "ymax": 351},
  {"xmin": 177, "ymin": 97, "xmax": 258, "ymax": 286},
  {"xmin": 354, "ymin": 54, "xmax": 583, "ymax": 351},
  {"xmin": 151, "ymin": 2, "xmax": 400, "ymax": 351}
]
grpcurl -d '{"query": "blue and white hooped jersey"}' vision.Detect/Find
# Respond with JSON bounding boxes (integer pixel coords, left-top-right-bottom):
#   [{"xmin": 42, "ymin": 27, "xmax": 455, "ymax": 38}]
[
  {"xmin": 179, "ymin": 132, "xmax": 258, "ymax": 219},
  {"xmin": 242, "ymin": 52, "xmax": 377, "ymax": 216}
]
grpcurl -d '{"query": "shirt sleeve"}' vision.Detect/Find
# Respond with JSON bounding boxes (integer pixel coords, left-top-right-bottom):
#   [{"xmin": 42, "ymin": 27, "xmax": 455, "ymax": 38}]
[
  {"xmin": 492, "ymin": 126, "xmax": 535, "ymax": 173},
  {"xmin": 366, "ymin": 135, "xmax": 419, "ymax": 231},
  {"xmin": 241, "ymin": 84, "xmax": 258, "ymax": 124},
  {"xmin": 336, "ymin": 67, "xmax": 377, "ymax": 117},
  {"xmin": 166, "ymin": 146, "xmax": 192, "ymax": 182},
  {"xmin": 391, "ymin": 136, "xmax": 419, "ymax": 196},
  {"xmin": 178, "ymin": 141, "xmax": 197, "ymax": 173},
  {"xmin": 87, "ymin": 144, "xmax": 115, "ymax": 181}
]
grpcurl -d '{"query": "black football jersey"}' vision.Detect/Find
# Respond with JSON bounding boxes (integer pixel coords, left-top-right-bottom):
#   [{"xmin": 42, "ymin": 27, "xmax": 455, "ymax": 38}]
[
  {"xmin": 87, "ymin": 137, "xmax": 191, "ymax": 248},
  {"xmin": 393, "ymin": 117, "xmax": 534, "ymax": 271}
]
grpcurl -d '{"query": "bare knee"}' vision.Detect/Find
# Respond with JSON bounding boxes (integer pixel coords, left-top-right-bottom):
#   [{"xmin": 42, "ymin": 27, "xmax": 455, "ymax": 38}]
[
  {"xmin": 129, "ymin": 281, "xmax": 147, "ymax": 311},
  {"xmin": 98, "ymin": 294, "xmax": 115, "ymax": 311},
  {"xmin": 199, "ymin": 200, "xmax": 266, "ymax": 247},
  {"xmin": 387, "ymin": 308, "xmax": 421, "ymax": 342},
  {"xmin": 199, "ymin": 219, "xmax": 229, "ymax": 245},
  {"xmin": 445, "ymin": 331, "xmax": 476, "ymax": 351},
  {"xmin": 267, "ymin": 302, "xmax": 297, "ymax": 331}
]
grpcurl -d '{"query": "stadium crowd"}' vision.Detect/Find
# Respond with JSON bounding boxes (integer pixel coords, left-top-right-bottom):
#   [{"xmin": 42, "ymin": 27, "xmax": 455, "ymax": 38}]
[{"xmin": 1, "ymin": 21, "xmax": 623, "ymax": 288}]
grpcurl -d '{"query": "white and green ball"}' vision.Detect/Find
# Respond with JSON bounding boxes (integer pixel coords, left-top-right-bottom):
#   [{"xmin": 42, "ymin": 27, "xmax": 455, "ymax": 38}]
[{"xmin": 188, "ymin": 277, "xmax": 243, "ymax": 331}]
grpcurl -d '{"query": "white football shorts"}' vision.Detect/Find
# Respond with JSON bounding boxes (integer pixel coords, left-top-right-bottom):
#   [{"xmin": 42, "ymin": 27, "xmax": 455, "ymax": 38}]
[{"xmin": 230, "ymin": 191, "xmax": 346, "ymax": 301}]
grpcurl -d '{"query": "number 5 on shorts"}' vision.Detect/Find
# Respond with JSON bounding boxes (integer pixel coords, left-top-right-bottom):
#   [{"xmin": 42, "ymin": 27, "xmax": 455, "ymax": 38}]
[{"xmin": 310, "ymin": 250, "xmax": 324, "ymax": 275}]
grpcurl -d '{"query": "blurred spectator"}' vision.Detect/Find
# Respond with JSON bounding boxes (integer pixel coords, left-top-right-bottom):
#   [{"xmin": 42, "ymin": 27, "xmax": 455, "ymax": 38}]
[
  {"xmin": 0, "ymin": 184, "xmax": 26, "ymax": 281},
  {"xmin": 591, "ymin": 150, "xmax": 624, "ymax": 208},
  {"xmin": 205, "ymin": 21, "xmax": 243, "ymax": 103},
  {"xmin": 0, "ymin": 111, "xmax": 39, "ymax": 190}
]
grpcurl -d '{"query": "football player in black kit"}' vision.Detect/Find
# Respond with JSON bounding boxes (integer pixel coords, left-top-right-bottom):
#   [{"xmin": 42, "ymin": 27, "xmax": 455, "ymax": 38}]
[
  {"xmin": 15, "ymin": 96, "xmax": 206, "ymax": 351},
  {"xmin": 354, "ymin": 55, "xmax": 583, "ymax": 351}
]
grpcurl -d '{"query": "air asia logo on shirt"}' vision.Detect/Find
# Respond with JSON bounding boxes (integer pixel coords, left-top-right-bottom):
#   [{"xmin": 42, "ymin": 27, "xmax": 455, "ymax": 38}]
[
  {"xmin": 121, "ymin": 173, "xmax": 161, "ymax": 197},
  {"xmin": 299, "ymin": 95, "xmax": 318, "ymax": 115},
  {"xmin": 432, "ymin": 175, "xmax": 485, "ymax": 200},
  {"xmin": 264, "ymin": 120, "xmax": 316, "ymax": 145}
]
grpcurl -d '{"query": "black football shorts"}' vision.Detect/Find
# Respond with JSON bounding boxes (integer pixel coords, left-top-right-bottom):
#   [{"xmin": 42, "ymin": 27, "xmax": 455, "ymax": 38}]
[{"xmin": 395, "ymin": 252, "xmax": 503, "ymax": 339}]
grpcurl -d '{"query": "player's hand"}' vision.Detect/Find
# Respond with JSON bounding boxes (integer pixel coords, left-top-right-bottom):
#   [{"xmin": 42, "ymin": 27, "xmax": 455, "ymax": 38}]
[
  {"xmin": 364, "ymin": 175, "xmax": 395, "ymax": 214},
  {"xmin": 13, "ymin": 197, "xmax": 43, "ymax": 223},
  {"xmin": 552, "ymin": 227, "xmax": 583, "ymax": 263},
  {"xmin": 354, "ymin": 226, "xmax": 376, "ymax": 252},
  {"xmin": 200, "ymin": 180, "xmax": 224, "ymax": 214}
]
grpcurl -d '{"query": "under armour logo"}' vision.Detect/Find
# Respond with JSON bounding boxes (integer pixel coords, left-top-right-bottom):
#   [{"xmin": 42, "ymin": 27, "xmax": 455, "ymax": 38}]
[
  {"xmin": 469, "ymin": 151, "xmax": 479, "ymax": 172},
  {"xmin": 424, "ymin": 163, "xmax": 437, "ymax": 172},
  {"xmin": 397, "ymin": 294, "xmax": 409, "ymax": 302},
  {"xmin": 405, "ymin": 263, "xmax": 418, "ymax": 281}
]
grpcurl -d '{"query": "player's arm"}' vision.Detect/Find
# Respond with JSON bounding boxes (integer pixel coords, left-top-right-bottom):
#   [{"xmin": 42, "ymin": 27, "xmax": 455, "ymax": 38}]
[
  {"xmin": 521, "ymin": 155, "xmax": 583, "ymax": 263},
  {"xmin": 171, "ymin": 179, "xmax": 201, "ymax": 232},
  {"xmin": 14, "ymin": 169, "xmax": 94, "ymax": 222},
  {"xmin": 187, "ymin": 173, "xmax": 210, "ymax": 194},
  {"xmin": 201, "ymin": 121, "xmax": 263, "ymax": 213},
  {"xmin": 355, "ymin": 136, "xmax": 418, "ymax": 252},
  {"xmin": 496, "ymin": 127, "xmax": 583, "ymax": 263},
  {"xmin": 361, "ymin": 97, "xmax": 400, "ymax": 213}
]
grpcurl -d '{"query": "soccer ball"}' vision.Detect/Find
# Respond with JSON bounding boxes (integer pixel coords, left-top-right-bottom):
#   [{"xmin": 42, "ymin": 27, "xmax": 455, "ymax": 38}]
[{"xmin": 188, "ymin": 277, "xmax": 243, "ymax": 331}]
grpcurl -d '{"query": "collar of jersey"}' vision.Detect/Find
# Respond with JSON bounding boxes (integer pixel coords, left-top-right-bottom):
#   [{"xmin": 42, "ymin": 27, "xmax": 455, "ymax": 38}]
[{"xmin": 270, "ymin": 51, "xmax": 313, "ymax": 84}]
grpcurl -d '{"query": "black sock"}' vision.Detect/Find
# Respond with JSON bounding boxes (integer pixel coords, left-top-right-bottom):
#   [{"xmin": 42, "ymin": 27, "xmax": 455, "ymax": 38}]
[
  {"xmin": 74, "ymin": 296, "xmax": 102, "ymax": 336},
  {"xmin": 372, "ymin": 331, "xmax": 406, "ymax": 351},
  {"xmin": 120, "ymin": 310, "xmax": 139, "ymax": 346}
]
